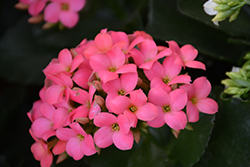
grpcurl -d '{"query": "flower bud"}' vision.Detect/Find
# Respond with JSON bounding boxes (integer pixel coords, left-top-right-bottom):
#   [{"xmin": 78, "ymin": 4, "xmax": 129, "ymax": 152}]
[
  {"xmin": 229, "ymin": 8, "xmax": 241, "ymax": 22},
  {"xmin": 212, "ymin": 9, "xmax": 235, "ymax": 21},
  {"xmin": 213, "ymin": 0, "xmax": 230, "ymax": 4},
  {"xmin": 227, "ymin": 1, "xmax": 239, "ymax": 7},
  {"xmin": 221, "ymin": 79, "xmax": 241, "ymax": 87},
  {"xmin": 243, "ymin": 65, "xmax": 250, "ymax": 71},
  {"xmin": 28, "ymin": 14, "xmax": 44, "ymax": 24},
  {"xmin": 244, "ymin": 53, "xmax": 250, "ymax": 60},
  {"xmin": 214, "ymin": 4, "xmax": 230, "ymax": 11},
  {"xmin": 224, "ymin": 87, "xmax": 241, "ymax": 94},
  {"xmin": 225, "ymin": 71, "xmax": 242, "ymax": 79},
  {"xmin": 14, "ymin": 2, "xmax": 29, "ymax": 10},
  {"xmin": 239, "ymin": 69, "xmax": 247, "ymax": 79}
]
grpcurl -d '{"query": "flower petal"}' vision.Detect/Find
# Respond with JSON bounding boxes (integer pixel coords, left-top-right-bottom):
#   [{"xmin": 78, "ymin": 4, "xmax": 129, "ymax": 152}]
[
  {"xmin": 136, "ymin": 103, "xmax": 158, "ymax": 121},
  {"xmin": 164, "ymin": 111, "xmax": 187, "ymax": 130},
  {"xmin": 66, "ymin": 137, "xmax": 84, "ymax": 160},
  {"xmin": 196, "ymin": 98, "xmax": 218, "ymax": 114},
  {"xmin": 147, "ymin": 106, "xmax": 165, "ymax": 128},
  {"xmin": 186, "ymin": 101, "xmax": 199, "ymax": 122},
  {"xmin": 94, "ymin": 112, "xmax": 117, "ymax": 127},
  {"xmin": 81, "ymin": 134, "xmax": 97, "ymax": 156},
  {"xmin": 94, "ymin": 126, "xmax": 113, "ymax": 148},
  {"xmin": 193, "ymin": 77, "xmax": 211, "ymax": 99},
  {"xmin": 113, "ymin": 131, "xmax": 134, "ymax": 150},
  {"xmin": 148, "ymin": 88, "xmax": 170, "ymax": 107}
]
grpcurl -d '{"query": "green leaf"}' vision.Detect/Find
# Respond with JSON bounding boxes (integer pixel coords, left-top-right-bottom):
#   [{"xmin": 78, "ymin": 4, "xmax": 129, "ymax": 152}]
[
  {"xmin": 84, "ymin": 144, "xmax": 138, "ymax": 167},
  {"xmin": 145, "ymin": 0, "xmax": 248, "ymax": 63},
  {"xmin": 178, "ymin": 0, "xmax": 250, "ymax": 40},
  {"xmin": 127, "ymin": 138, "xmax": 169, "ymax": 167},
  {"xmin": 167, "ymin": 114, "xmax": 215, "ymax": 167},
  {"xmin": 195, "ymin": 87, "xmax": 250, "ymax": 167}
]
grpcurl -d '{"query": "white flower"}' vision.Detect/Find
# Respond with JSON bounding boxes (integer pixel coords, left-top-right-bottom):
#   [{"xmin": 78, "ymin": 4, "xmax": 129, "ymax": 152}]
[
  {"xmin": 203, "ymin": 0, "xmax": 219, "ymax": 25},
  {"xmin": 203, "ymin": 0, "xmax": 218, "ymax": 15}
]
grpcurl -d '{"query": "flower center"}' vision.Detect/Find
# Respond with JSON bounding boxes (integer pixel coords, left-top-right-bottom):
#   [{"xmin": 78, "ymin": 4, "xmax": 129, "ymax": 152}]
[
  {"xmin": 129, "ymin": 106, "xmax": 137, "ymax": 113},
  {"xmin": 163, "ymin": 105, "xmax": 171, "ymax": 112},
  {"xmin": 118, "ymin": 89, "xmax": 126, "ymax": 95},
  {"xmin": 109, "ymin": 66, "xmax": 117, "ymax": 72},
  {"xmin": 111, "ymin": 123, "xmax": 120, "ymax": 131},
  {"xmin": 77, "ymin": 134, "xmax": 84, "ymax": 141},
  {"xmin": 61, "ymin": 3, "xmax": 69, "ymax": 10},
  {"xmin": 162, "ymin": 76, "xmax": 170, "ymax": 84},
  {"xmin": 191, "ymin": 97, "xmax": 198, "ymax": 105},
  {"xmin": 86, "ymin": 101, "xmax": 91, "ymax": 108}
]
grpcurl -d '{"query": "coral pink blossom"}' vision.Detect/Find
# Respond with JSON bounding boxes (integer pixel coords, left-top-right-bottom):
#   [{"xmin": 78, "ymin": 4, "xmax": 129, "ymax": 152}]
[
  {"xmin": 43, "ymin": 48, "xmax": 84, "ymax": 77},
  {"xmin": 147, "ymin": 88, "xmax": 188, "ymax": 130},
  {"xmin": 103, "ymin": 73, "xmax": 138, "ymax": 110},
  {"xmin": 108, "ymin": 89, "xmax": 158, "ymax": 128},
  {"xmin": 19, "ymin": 0, "xmax": 48, "ymax": 16},
  {"xmin": 44, "ymin": 73, "xmax": 73, "ymax": 105},
  {"xmin": 168, "ymin": 41, "xmax": 206, "ymax": 70},
  {"xmin": 29, "ymin": 129, "xmax": 53, "ymax": 167},
  {"xmin": 69, "ymin": 84, "xmax": 101, "ymax": 120},
  {"xmin": 180, "ymin": 77, "xmax": 218, "ymax": 122},
  {"xmin": 89, "ymin": 46, "xmax": 137, "ymax": 83},
  {"xmin": 56, "ymin": 122, "xmax": 97, "ymax": 160},
  {"xmin": 109, "ymin": 30, "xmax": 144, "ymax": 57},
  {"xmin": 83, "ymin": 29, "xmax": 115, "ymax": 59},
  {"xmin": 44, "ymin": 0, "xmax": 86, "ymax": 28},
  {"xmin": 130, "ymin": 39, "xmax": 172, "ymax": 69},
  {"xmin": 144, "ymin": 55, "xmax": 191, "ymax": 93},
  {"xmin": 93, "ymin": 112, "xmax": 133, "ymax": 150}
]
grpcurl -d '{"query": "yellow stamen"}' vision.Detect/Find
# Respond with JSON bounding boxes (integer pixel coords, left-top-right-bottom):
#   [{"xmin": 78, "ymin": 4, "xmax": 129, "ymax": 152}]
[
  {"xmin": 129, "ymin": 106, "xmax": 137, "ymax": 112},
  {"xmin": 112, "ymin": 123, "xmax": 120, "ymax": 131},
  {"xmin": 77, "ymin": 134, "xmax": 84, "ymax": 141},
  {"xmin": 163, "ymin": 105, "xmax": 171, "ymax": 112}
]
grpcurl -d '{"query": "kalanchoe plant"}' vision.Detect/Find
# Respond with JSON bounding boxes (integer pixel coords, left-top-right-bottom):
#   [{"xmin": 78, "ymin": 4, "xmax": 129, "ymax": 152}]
[
  {"xmin": 27, "ymin": 29, "xmax": 218, "ymax": 167},
  {"xmin": 15, "ymin": 0, "xmax": 86, "ymax": 29},
  {"xmin": 221, "ymin": 52, "xmax": 250, "ymax": 98},
  {"xmin": 203, "ymin": 0, "xmax": 250, "ymax": 25}
]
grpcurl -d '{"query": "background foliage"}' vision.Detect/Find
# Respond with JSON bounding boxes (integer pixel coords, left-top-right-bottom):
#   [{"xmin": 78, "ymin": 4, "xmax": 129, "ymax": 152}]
[{"xmin": 1, "ymin": 0, "xmax": 250, "ymax": 166}]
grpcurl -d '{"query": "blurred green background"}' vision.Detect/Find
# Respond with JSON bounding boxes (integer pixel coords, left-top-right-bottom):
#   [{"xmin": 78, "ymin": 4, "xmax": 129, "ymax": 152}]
[{"xmin": 1, "ymin": 0, "xmax": 250, "ymax": 166}]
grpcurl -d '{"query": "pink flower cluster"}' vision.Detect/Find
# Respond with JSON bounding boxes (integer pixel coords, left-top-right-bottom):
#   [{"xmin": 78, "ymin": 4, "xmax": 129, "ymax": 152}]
[
  {"xmin": 15, "ymin": 0, "xmax": 86, "ymax": 28},
  {"xmin": 28, "ymin": 29, "xmax": 218, "ymax": 167}
]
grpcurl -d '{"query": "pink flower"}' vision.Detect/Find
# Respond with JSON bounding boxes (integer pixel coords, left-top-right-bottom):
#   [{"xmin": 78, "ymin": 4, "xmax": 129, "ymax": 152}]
[
  {"xmin": 44, "ymin": 73, "xmax": 73, "ymax": 105},
  {"xmin": 147, "ymin": 88, "xmax": 188, "ymax": 130},
  {"xmin": 56, "ymin": 122, "xmax": 97, "ymax": 160},
  {"xmin": 168, "ymin": 41, "xmax": 206, "ymax": 70},
  {"xmin": 102, "ymin": 73, "xmax": 138, "ymax": 95},
  {"xmin": 109, "ymin": 30, "xmax": 144, "ymax": 57},
  {"xmin": 29, "ymin": 129, "xmax": 53, "ymax": 167},
  {"xmin": 89, "ymin": 46, "xmax": 137, "ymax": 83},
  {"xmin": 43, "ymin": 49, "xmax": 84, "ymax": 77},
  {"xmin": 69, "ymin": 84, "xmax": 101, "ymax": 120},
  {"xmin": 44, "ymin": 0, "xmax": 86, "ymax": 28},
  {"xmin": 102, "ymin": 73, "xmax": 138, "ymax": 110},
  {"xmin": 130, "ymin": 39, "xmax": 172, "ymax": 69},
  {"xmin": 108, "ymin": 89, "xmax": 158, "ymax": 128},
  {"xmin": 144, "ymin": 55, "xmax": 191, "ymax": 92},
  {"xmin": 19, "ymin": 0, "xmax": 48, "ymax": 16},
  {"xmin": 93, "ymin": 112, "xmax": 133, "ymax": 150},
  {"xmin": 180, "ymin": 77, "xmax": 218, "ymax": 122}
]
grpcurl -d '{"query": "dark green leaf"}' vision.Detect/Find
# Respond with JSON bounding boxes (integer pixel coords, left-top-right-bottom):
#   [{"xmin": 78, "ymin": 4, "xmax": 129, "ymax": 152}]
[
  {"xmin": 195, "ymin": 87, "xmax": 250, "ymax": 167},
  {"xmin": 145, "ymin": 0, "xmax": 249, "ymax": 63},
  {"xmin": 178, "ymin": 0, "xmax": 250, "ymax": 40},
  {"xmin": 167, "ymin": 113, "xmax": 215, "ymax": 167},
  {"xmin": 84, "ymin": 144, "xmax": 138, "ymax": 167},
  {"xmin": 127, "ymin": 138, "xmax": 169, "ymax": 167}
]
